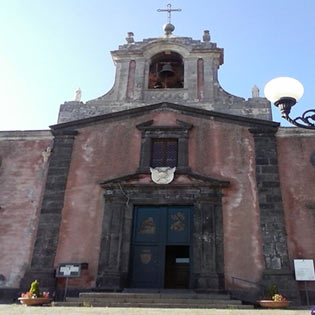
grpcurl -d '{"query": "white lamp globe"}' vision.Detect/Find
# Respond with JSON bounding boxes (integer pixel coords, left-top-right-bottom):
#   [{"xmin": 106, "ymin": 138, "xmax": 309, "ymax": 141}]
[{"xmin": 264, "ymin": 77, "xmax": 304, "ymax": 104}]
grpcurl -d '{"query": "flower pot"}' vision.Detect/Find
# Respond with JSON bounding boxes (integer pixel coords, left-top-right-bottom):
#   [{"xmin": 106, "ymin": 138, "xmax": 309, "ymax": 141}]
[
  {"xmin": 18, "ymin": 297, "xmax": 52, "ymax": 306},
  {"xmin": 258, "ymin": 300, "xmax": 290, "ymax": 308}
]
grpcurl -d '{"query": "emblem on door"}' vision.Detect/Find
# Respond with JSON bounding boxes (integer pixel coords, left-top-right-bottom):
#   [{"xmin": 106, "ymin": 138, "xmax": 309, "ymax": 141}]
[
  {"xmin": 138, "ymin": 217, "xmax": 156, "ymax": 234},
  {"xmin": 170, "ymin": 212, "xmax": 185, "ymax": 231},
  {"xmin": 140, "ymin": 249, "xmax": 152, "ymax": 264}
]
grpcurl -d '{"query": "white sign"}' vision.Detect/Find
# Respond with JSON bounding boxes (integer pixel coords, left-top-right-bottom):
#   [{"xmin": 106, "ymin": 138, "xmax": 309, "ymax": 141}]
[
  {"xmin": 57, "ymin": 263, "xmax": 81, "ymax": 278},
  {"xmin": 294, "ymin": 259, "xmax": 315, "ymax": 281}
]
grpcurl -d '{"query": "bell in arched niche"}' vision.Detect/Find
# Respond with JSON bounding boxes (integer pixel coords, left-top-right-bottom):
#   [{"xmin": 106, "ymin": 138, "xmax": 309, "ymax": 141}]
[
  {"xmin": 148, "ymin": 51, "xmax": 184, "ymax": 89},
  {"xmin": 159, "ymin": 64, "xmax": 175, "ymax": 78}
]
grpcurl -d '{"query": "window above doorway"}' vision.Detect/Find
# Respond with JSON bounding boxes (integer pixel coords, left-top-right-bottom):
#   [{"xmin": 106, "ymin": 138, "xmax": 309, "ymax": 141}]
[
  {"xmin": 151, "ymin": 138, "xmax": 178, "ymax": 168},
  {"xmin": 136, "ymin": 119, "xmax": 192, "ymax": 173}
]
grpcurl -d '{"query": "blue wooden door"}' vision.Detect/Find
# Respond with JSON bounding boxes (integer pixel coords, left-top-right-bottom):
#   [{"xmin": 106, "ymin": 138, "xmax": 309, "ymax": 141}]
[{"xmin": 130, "ymin": 206, "xmax": 192, "ymax": 288}]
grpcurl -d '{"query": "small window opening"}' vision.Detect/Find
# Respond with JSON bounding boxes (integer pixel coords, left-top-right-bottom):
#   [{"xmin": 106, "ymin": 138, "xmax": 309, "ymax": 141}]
[
  {"xmin": 148, "ymin": 52, "xmax": 184, "ymax": 89},
  {"xmin": 151, "ymin": 139, "xmax": 178, "ymax": 168}
]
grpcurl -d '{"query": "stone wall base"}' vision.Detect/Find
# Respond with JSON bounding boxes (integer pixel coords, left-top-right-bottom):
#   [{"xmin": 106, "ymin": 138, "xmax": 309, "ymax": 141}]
[
  {"xmin": 193, "ymin": 272, "xmax": 224, "ymax": 291},
  {"xmin": 230, "ymin": 289, "xmax": 261, "ymax": 304},
  {"xmin": 299, "ymin": 289, "xmax": 315, "ymax": 305},
  {"xmin": 96, "ymin": 271, "xmax": 122, "ymax": 290},
  {"xmin": 0, "ymin": 288, "xmax": 19, "ymax": 303}
]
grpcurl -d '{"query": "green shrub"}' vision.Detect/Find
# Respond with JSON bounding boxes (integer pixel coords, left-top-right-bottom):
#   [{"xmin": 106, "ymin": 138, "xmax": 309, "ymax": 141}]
[
  {"xmin": 267, "ymin": 284, "xmax": 278, "ymax": 299},
  {"xmin": 29, "ymin": 280, "xmax": 40, "ymax": 297}
]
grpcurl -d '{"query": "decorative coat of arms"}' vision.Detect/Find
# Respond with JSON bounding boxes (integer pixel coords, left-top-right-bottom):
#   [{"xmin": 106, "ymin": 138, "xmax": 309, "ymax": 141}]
[
  {"xmin": 140, "ymin": 249, "xmax": 152, "ymax": 264},
  {"xmin": 170, "ymin": 212, "xmax": 185, "ymax": 231},
  {"xmin": 138, "ymin": 217, "xmax": 156, "ymax": 235},
  {"xmin": 150, "ymin": 167, "xmax": 176, "ymax": 184}
]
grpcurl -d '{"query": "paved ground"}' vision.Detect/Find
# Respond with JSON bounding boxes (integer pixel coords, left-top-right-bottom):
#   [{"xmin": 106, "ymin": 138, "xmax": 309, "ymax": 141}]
[{"xmin": 0, "ymin": 305, "xmax": 312, "ymax": 315}]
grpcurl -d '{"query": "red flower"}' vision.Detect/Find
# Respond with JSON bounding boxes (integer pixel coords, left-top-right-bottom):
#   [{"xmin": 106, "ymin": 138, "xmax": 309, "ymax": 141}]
[{"xmin": 21, "ymin": 291, "xmax": 32, "ymax": 298}]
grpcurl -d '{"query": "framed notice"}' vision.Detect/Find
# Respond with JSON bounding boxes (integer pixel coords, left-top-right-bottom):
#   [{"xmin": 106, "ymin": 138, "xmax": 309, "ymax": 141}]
[
  {"xmin": 294, "ymin": 259, "xmax": 315, "ymax": 281},
  {"xmin": 56, "ymin": 263, "xmax": 81, "ymax": 278}
]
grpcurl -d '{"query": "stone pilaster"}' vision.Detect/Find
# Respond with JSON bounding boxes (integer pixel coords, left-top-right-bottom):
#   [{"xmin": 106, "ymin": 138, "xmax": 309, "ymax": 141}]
[
  {"xmin": 20, "ymin": 130, "xmax": 77, "ymax": 293},
  {"xmin": 192, "ymin": 192, "xmax": 225, "ymax": 291},
  {"xmin": 249, "ymin": 127, "xmax": 300, "ymax": 303},
  {"xmin": 96, "ymin": 198, "xmax": 128, "ymax": 289}
]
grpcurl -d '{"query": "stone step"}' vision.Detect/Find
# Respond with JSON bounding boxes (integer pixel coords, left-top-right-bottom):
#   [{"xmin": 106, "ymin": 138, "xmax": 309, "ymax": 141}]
[
  {"xmin": 76, "ymin": 297, "xmax": 242, "ymax": 305},
  {"xmin": 79, "ymin": 292, "xmax": 231, "ymax": 300},
  {"xmin": 55, "ymin": 300, "xmax": 253, "ymax": 309},
  {"xmin": 66, "ymin": 297, "xmax": 86, "ymax": 302},
  {"xmin": 56, "ymin": 292, "xmax": 253, "ymax": 309},
  {"xmin": 59, "ymin": 302, "xmax": 254, "ymax": 309},
  {"xmin": 53, "ymin": 301, "xmax": 83, "ymax": 307},
  {"xmin": 94, "ymin": 303, "xmax": 253, "ymax": 309}
]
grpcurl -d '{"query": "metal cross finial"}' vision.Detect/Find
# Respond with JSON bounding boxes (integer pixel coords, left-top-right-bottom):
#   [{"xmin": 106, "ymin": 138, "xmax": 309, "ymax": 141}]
[{"xmin": 157, "ymin": 1, "xmax": 181, "ymax": 24}]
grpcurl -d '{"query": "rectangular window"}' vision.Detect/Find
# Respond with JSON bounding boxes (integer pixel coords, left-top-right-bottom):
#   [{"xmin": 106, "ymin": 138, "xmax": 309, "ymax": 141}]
[{"xmin": 151, "ymin": 139, "xmax": 178, "ymax": 168}]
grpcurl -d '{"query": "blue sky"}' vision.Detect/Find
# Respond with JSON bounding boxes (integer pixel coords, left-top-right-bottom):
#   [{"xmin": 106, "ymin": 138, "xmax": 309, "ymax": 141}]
[{"xmin": 0, "ymin": 0, "xmax": 314, "ymax": 130}]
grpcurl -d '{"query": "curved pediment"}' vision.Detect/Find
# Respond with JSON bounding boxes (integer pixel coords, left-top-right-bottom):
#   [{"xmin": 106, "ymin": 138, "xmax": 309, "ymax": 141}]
[{"xmin": 58, "ymin": 31, "xmax": 271, "ymax": 125}]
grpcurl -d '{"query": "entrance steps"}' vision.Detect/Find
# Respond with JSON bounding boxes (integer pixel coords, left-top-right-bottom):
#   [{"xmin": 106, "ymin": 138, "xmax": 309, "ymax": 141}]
[{"xmin": 54, "ymin": 291, "xmax": 254, "ymax": 309}]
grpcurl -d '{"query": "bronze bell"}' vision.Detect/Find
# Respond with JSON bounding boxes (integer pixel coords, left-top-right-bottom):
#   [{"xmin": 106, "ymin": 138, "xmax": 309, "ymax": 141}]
[{"xmin": 159, "ymin": 64, "xmax": 175, "ymax": 78}]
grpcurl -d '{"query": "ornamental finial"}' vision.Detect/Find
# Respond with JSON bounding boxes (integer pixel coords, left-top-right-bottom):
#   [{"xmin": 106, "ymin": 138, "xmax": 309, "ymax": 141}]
[{"xmin": 157, "ymin": 1, "xmax": 181, "ymax": 35}]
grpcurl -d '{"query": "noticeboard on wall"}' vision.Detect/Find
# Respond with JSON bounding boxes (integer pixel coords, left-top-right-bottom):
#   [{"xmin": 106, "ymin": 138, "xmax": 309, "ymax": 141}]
[
  {"xmin": 294, "ymin": 259, "xmax": 315, "ymax": 281},
  {"xmin": 56, "ymin": 263, "xmax": 81, "ymax": 278}
]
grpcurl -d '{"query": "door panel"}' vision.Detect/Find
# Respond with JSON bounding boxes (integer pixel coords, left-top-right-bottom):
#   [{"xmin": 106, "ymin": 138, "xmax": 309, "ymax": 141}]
[
  {"xmin": 131, "ymin": 245, "xmax": 161, "ymax": 288},
  {"xmin": 130, "ymin": 206, "xmax": 192, "ymax": 288},
  {"xmin": 134, "ymin": 207, "xmax": 162, "ymax": 243},
  {"xmin": 167, "ymin": 206, "xmax": 191, "ymax": 244}
]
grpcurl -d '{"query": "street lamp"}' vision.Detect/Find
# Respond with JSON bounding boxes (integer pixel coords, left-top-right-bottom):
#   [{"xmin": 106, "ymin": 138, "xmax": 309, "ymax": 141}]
[{"xmin": 264, "ymin": 77, "xmax": 315, "ymax": 129}]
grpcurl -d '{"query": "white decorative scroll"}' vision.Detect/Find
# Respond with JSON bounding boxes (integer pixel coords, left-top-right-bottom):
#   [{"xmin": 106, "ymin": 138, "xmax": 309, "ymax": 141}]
[{"xmin": 150, "ymin": 167, "xmax": 176, "ymax": 184}]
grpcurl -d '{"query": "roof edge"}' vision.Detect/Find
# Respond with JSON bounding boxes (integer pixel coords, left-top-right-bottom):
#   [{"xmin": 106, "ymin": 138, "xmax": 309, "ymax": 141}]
[{"xmin": 50, "ymin": 102, "xmax": 279, "ymax": 130}]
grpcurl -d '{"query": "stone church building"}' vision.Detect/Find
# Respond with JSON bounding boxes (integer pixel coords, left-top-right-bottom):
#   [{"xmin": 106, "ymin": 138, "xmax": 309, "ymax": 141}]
[{"xmin": 0, "ymin": 20, "xmax": 314, "ymax": 304}]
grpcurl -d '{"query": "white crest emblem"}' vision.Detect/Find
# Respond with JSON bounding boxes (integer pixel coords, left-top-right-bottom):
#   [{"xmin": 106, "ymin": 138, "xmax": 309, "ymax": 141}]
[{"xmin": 150, "ymin": 167, "xmax": 176, "ymax": 184}]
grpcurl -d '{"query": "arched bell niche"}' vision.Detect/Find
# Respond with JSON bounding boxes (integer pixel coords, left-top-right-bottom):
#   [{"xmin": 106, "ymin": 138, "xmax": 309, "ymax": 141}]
[{"xmin": 148, "ymin": 51, "xmax": 184, "ymax": 89}]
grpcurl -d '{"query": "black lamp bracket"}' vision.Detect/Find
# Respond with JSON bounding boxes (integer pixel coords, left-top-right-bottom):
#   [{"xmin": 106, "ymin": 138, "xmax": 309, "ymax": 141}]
[{"xmin": 274, "ymin": 97, "xmax": 315, "ymax": 129}]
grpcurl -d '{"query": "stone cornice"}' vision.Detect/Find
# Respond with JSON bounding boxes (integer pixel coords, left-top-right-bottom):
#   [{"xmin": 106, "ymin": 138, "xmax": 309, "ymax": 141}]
[
  {"xmin": 0, "ymin": 130, "xmax": 52, "ymax": 140},
  {"xmin": 51, "ymin": 102, "xmax": 279, "ymax": 131},
  {"xmin": 277, "ymin": 127, "xmax": 315, "ymax": 137}
]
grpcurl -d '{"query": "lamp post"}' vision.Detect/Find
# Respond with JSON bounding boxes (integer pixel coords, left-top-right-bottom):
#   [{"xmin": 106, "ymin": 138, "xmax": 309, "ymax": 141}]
[{"xmin": 264, "ymin": 77, "xmax": 315, "ymax": 129}]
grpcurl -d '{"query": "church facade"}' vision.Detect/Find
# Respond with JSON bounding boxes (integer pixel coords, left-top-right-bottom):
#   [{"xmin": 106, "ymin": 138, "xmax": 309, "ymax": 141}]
[{"xmin": 0, "ymin": 24, "xmax": 314, "ymax": 304}]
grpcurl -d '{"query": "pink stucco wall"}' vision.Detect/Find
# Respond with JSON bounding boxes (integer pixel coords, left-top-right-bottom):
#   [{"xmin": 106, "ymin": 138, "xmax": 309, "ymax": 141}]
[
  {"xmin": 0, "ymin": 131, "xmax": 53, "ymax": 288},
  {"xmin": 54, "ymin": 119, "xmax": 141, "ymax": 287},
  {"xmin": 2, "ymin": 116, "xmax": 314, "ymax": 293},
  {"xmin": 54, "ymin": 111, "xmax": 264, "ymax": 288},
  {"xmin": 277, "ymin": 129, "xmax": 315, "ymax": 290},
  {"xmin": 189, "ymin": 118, "xmax": 264, "ymax": 287}
]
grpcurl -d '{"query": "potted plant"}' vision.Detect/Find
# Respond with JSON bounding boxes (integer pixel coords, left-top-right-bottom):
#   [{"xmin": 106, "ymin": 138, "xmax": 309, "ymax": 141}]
[
  {"xmin": 18, "ymin": 280, "xmax": 51, "ymax": 306},
  {"xmin": 257, "ymin": 285, "xmax": 290, "ymax": 308}
]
